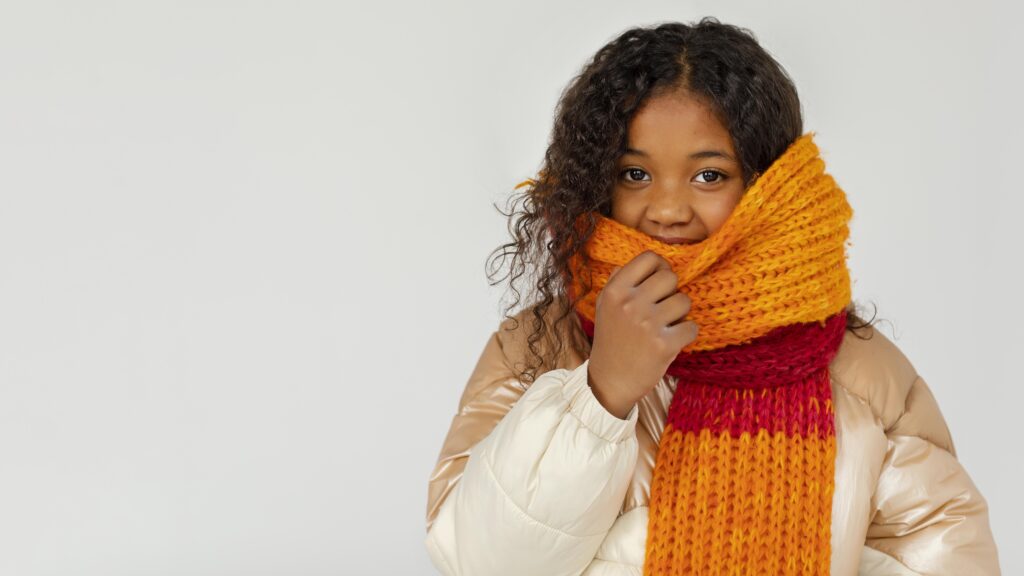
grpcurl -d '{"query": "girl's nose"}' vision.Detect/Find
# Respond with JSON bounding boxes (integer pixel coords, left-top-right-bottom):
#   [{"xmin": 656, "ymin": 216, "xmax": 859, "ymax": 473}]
[{"xmin": 646, "ymin": 184, "xmax": 695, "ymax": 227}]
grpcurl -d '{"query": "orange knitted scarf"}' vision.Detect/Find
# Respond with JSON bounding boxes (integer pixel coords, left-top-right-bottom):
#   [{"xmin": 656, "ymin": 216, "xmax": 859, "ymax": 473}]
[{"xmin": 567, "ymin": 132, "xmax": 854, "ymax": 574}]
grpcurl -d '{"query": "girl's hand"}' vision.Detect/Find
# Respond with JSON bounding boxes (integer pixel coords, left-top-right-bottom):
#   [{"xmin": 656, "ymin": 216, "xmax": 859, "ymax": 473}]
[{"xmin": 586, "ymin": 250, "xmax": 700, "ymax": 419}]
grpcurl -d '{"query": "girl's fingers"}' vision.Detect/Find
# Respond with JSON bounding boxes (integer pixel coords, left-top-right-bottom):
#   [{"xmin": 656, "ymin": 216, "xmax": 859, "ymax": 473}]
[{"xmin": 610, "ymin": 250, "xmax": 668, "ymax": 288}]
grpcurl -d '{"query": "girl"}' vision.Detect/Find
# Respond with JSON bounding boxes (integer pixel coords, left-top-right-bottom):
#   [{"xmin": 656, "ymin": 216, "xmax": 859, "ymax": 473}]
[{"xmin": 424, "ymin": 18, "xmax": 1000, "ymax": 575}]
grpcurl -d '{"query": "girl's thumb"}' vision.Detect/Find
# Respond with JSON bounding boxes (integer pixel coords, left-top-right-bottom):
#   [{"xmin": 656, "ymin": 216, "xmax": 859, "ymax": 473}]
[{"xmin": 610, "ymin": 265, "xmax": 622, "ymax": 276}]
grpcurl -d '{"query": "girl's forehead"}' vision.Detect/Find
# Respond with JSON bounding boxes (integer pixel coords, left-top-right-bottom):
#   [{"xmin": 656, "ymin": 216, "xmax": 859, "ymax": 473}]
[{"xmin": 626, "ymin": 98, "xmax": 736, "ymax": 159}]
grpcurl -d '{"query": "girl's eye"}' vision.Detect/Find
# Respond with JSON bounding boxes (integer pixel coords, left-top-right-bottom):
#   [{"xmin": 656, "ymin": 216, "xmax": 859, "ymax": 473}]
[
  {"xmin": 695, "ymin": 169, "xmax": 726, "ymax": 184},
  {"xmin": 619, "ymin": 168, "xmax": 727, "ymax": 185},
  {"xmin": 620, "ymin": 167, "xmax": 649, "ymax": 183}
]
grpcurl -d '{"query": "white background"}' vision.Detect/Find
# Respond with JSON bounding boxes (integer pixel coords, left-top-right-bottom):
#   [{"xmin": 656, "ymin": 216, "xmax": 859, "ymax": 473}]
[{"xmin": 0, "ymin": 1, "xmax": 1019, "ymax": 574}]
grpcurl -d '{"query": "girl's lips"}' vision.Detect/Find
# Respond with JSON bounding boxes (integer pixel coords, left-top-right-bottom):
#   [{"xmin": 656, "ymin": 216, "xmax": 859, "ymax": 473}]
[{"xmin": 653, "ymin": 235, "xmax": 700, "ymax": 245}]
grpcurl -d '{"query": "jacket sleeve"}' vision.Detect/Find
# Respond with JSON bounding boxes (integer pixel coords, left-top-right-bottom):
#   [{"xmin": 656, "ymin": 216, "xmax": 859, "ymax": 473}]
[
  {"xmin": 862, "ymin": 374, "xmax": 1001, "ymax": 575},
  {"xmin": 424, "ymin": 329, "xmax": 640, "ymax": 576}
]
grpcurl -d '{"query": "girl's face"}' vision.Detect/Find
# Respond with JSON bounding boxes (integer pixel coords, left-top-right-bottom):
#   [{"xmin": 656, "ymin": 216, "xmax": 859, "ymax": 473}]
[{"xmin": 611, "ymin": 90, "xmax": 747, "ymax": 244}]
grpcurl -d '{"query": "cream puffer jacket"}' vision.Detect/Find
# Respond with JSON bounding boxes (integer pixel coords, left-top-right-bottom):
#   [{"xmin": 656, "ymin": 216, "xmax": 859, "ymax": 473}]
[{"xmin": 423, "ymin": 304, "xmax": 1001, "ymax": 575}]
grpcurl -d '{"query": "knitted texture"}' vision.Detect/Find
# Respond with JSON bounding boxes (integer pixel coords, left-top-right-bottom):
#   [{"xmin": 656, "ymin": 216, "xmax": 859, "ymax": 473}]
[
  {"xmin": 565, "ymin": 132, "xmax": 854, "ymax": 574},
  {"xmin": 567, "ymin": 132, "xmax": 853, "ymax": 352}
]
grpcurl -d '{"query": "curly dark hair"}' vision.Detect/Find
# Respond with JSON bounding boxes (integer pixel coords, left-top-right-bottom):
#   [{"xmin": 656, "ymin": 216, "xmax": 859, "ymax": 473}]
[{"xmin": 485, "ymin": 17, "xmax": 885, "ymax": 384}]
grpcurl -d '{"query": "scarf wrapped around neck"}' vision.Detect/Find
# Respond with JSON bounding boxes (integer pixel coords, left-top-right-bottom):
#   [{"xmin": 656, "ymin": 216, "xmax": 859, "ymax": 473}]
[{"xmin": 565, "ymin": 131, "xmax": 854, "ymax": 574}]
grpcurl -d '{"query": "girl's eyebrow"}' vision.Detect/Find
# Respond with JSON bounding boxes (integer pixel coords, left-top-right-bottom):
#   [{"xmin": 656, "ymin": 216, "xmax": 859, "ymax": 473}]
[{"xmin": 624, "ymin": 146, "xmax": 736, "ymax": 161}]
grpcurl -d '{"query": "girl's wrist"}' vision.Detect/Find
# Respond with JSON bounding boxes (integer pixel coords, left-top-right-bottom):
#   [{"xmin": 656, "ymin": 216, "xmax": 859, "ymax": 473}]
[{"xmin": 587, "ymin": 365, "xmax": 637, "ymax": 420}]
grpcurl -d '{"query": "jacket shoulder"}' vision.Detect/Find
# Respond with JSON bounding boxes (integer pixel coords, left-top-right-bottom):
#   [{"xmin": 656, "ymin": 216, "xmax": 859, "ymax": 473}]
[
  {"xmin": 425, "ymin": 299, "xmax": 592, "ymax": 533},
  {"xmin": 828, "ymin": 325, "xmax": 956, "ymax": 455}
]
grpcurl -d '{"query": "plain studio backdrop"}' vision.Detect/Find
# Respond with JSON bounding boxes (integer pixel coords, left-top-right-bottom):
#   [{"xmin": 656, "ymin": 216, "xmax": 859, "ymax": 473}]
[{"xmin": 0, "ymin": 1, "xmax": 1020, "ymax": 574}]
